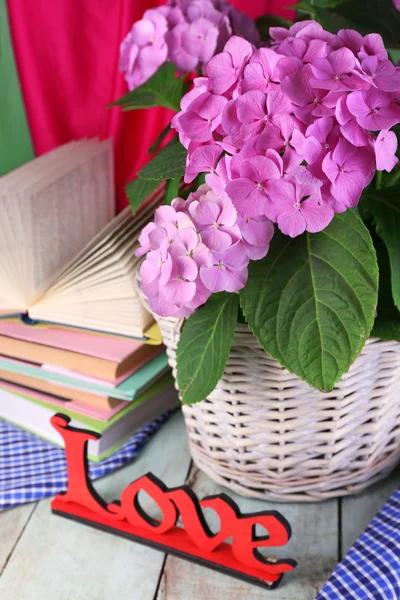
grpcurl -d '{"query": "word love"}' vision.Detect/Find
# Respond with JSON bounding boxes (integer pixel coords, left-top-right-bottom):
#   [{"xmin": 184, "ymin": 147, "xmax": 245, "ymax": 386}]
[{"xmin": 51, "ymin": 414, "xmax": 296, "ymax": 590}]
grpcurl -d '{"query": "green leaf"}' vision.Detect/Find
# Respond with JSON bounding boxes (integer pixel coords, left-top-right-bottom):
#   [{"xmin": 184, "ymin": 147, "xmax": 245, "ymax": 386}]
[
  {"xmin": 297, "ymin": 0, "xmax": 400, "ymax": 47},
  {"xmin": 139, "ymin": 140, "xmax": 187, "ymax": 181},
  {"xmin": 360, "ymin": 185, "xmax": 400, "ymax": 310},
  {"xmin": 371, "ymin": 235, "xmax": 400, "ymax": 342},
  {"xmin": 240, "ymin": 211, "xmax": 378, "ymax": 392},
  {"xmin": 148, "ymin": 124, "xmax": 171, "ymax": 155},
  {"xmin": 164, "ymin": 177, "xmax": 181, "ymax": 205},
  {"xmin": 320, "ymin": 0, "xmax": 348, "ymax": 8},
  {"xmin": 177, "ymin": 292, "xmax": 238, "ymax": 404},
  {"xmin": 109, "ymin": 63, "xmax": 185, "ymax": 111},
  {"xmin": 295, "ymin": 3, "xmax": 367, "ymax": 34},
  {"xmin": 125, "ymin": 178, "xmax": 161, "ymax": 214},
  {"xmin": 255, "ymin": 15, "xmax": 292, "ymax": 40},
  {"xmin": 334, "ymin": 0, "xmax": 400, "ymax": 48}
]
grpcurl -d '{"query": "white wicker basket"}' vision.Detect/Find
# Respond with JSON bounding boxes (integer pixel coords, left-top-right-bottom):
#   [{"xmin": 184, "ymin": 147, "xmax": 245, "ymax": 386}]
[{"xmin": 157, "ymin": 316, "xmax": 400, "ymax": 502}]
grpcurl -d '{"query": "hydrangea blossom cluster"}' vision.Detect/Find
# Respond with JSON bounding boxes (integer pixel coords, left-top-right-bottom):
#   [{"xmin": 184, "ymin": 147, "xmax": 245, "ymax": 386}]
[
  {"xmin": 138, "ymin": 21, "xmax": 400, "ymax": 317},
  {"xmin": 136, "ymin": 184, "xmax": 273, "ymax": 317},
  {"xmin": 120, "ymin": 0, "xmax": 260, "ymax": 90},
  {"xmin": 172, "ymin": 23, "xmax": 400, "ymax": 239}
]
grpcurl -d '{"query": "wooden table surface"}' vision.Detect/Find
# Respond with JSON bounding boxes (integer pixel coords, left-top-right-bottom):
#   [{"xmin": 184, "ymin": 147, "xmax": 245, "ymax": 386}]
[{"xmin": 0, "ymin": 412, "xmax": 398, "ymax": 600}]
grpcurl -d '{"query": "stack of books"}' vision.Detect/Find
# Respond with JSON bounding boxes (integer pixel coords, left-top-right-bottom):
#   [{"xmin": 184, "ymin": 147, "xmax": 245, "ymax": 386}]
[{"xmin": 0, "ymin": 139, "xmax": 178, "ymax": 461}]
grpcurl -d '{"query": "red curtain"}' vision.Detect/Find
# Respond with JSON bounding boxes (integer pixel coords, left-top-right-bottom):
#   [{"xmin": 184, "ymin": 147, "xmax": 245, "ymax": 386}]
[{"xmin": 7, "ymin": 0, "xmax": 296, "ymax": 212}]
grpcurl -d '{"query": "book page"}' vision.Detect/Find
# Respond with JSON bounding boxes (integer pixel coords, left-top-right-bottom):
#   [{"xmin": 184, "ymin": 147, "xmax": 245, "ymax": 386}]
[
  {"xmin": 0, "ymin": 139, "xmax": 115, "ymax": 311},
  {"xmin": 30, "ymin": 186, "xmax": 164, "ymax": 336}
]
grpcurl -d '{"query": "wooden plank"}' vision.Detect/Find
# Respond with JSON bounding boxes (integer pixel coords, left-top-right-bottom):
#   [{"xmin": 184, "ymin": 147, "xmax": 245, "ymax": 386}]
[
  {"xmin": 341, "ymin": 470, "xmax": 400, "ymax": 555},
  {"xmin": 0, "ymin": 412, "xmax": 191, "ymax": 600},
  {"xmin": 0, "ymin": 503, "xmax": 36, "ymax": 573},
  {"xmin": 156, "ymin": 465, "xmax": 339, "ymax": 600}
]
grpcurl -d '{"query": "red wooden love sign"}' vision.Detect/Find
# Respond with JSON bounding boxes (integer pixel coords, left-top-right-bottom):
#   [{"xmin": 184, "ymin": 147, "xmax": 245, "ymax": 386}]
[{"xmin": 51, "ymin": 413, "xmax": 296, "ymax": 590}]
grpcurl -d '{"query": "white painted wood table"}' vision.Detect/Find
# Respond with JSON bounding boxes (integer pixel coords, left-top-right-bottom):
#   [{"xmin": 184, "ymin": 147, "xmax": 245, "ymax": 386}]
[{"xmin": 0, "ymin": 412, "xmax": 399, "ymax": 600}]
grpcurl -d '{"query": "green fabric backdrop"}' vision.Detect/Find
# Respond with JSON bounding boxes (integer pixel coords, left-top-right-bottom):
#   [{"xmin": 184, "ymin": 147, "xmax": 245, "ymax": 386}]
[{"xmin": 0, "ymin": 0, "xmax": 34, "ymax": 176}]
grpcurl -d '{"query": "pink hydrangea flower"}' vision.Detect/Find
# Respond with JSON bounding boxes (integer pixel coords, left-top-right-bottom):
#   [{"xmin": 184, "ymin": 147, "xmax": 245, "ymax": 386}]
[
  {"xmin": 138, "ymin": 21, "xmax": 400, "ymax": 319},
  {"xmin": 322, "ymin": 138, "xmax": 375, "ymax": 211},
  {"xmin": 375, "ymin": 130, "xmax": 399, "ymax": 172},
  {"xmin": 347, "ymin": 88, "xmax": 400, "ymax": 130},
  {"xmin": 309, "ymin": 48, "xmax": 367, "ymax": 91},
  {"xmin": 226, "ymin": 153, "xmax": 283, "ymax": 218},
  {"xmin": 207, "ymin": 36, "xmax": 254, "ymax": 94},
  {"xmin": 178, "ymin": 92, "xmax": 227, "ymax": 143},
  {"xmin": 200, "ymin": 243, "xmax": 248, "ymax": 292},
  {"xmin": 188, "ymin": 189, "xmax": 241, "ymax": 251},
  {"xmin": 120, "ymin": 0, "xmax": 260, "ymax": 92},
  {"xmin": 242, "ymin": 48, "xmax": 283, "ymax": 93},
  {"xmin": 120, "ymin": 10, "xmax": 169, "ymax": 90},
  {"xmin": 264, "ymin": 168, "xmax": 334, "ymax": 237},
  {"xmin": 238, "ymin": 215, "xmax": 274, "ymax": 260}
]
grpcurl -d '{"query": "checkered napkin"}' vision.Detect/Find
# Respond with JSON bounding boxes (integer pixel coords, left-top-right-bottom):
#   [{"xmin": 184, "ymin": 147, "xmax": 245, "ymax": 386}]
[
  {"xmin": 0, "ymin": 410, "xmax": 176, "ymax": 511},
  {"xmin": 316, "ymin": 487, "xmax": 400, "ymax": 600}
]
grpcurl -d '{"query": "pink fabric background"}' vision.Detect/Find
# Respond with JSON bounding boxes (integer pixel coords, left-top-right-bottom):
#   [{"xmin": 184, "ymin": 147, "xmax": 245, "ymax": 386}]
[{"xmin": 7, "ymin": 0, "xmax": 296, "ymax": 212}]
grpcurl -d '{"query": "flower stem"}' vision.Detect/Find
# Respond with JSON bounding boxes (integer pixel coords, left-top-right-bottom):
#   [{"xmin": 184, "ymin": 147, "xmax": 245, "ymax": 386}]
[
  {"xmin": 376, "ymin": 170, "xmax": 383, "ymax": 190},
  {"xmin": 387, "ymin": 168, "xmax": 400, "ymax": 187}
]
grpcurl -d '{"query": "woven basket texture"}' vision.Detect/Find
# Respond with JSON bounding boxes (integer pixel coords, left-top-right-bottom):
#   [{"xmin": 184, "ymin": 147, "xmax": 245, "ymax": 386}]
[{"xmin": 157, "ymin": 316, "xmax": 400, "ymax": 502}]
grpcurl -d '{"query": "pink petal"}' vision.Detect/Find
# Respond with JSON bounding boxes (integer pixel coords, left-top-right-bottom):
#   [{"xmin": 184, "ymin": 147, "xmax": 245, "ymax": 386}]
[
  {"xmin": 241, "ymin": 155, "xmax": 281, "ymax": 183},
  {"xmin": 306, "ymin": 116, "xmax": 333, "ymax": 144},
  {"xmin": 281, "ymin": 70, "xmax": 313, "ymax": 107},
  {"xmin": 347, "ymin": 90, "xmax": 374, "ymax": 120},
  {"xmin": 204, "ymin": 262, "xmax": 247, "ymax": 293},
  {"xmin": 160, "ymin": 279, "xmax": 196, "ymax": 306},
  {"xmin": 277, "ymin": 209, "xmax": 306, "ymax": 238},
  {"xmin": 226, "ymin": 177, "xmax": 255, "ymax": 206},
  {"xmin": 236, "ymin": 90, "xmax": 266, "ymax": 124},
  {"xmin": 337, "ymin": 29, "xmax": 363, "ymax": 55},
  {"xmin": 155, "ymin": 205, "xmax": 178, "ymax": 225},
  {"xmin": 177, "ymin": 255, "xmax": 198, "ymax": 281},
  {"xmin": 131, "ymin": 19, "xmax": 155, "ymax": 46},
  {"xmin": 335, "ymin": 95, "xmax": 352, "ymax": 126},
  {"xmin": 159, "ymin": 254, "xmax": 173, "ymax": 286},
  {"xmin": 200, "ymin": 264, "xmax": 225, "ymax": 292},
  {"xmin": 225, "ymin": 35, "xmax": 253, "ymax": 68},
  {"xmin": 218, "ymin": 197, "xmax": 237, "ymax": 227},
  {"xmin": 301, "ymin": 198, "xmax": 334, "ymax": 233},
  {"xmin": 221, "ymin": 100, "xmax": 239, "ymax": 135},
  {"xmin": 331, "ymin": 171, "xmax": 366, "ymax": 208},
  {"xmin": 184, "ymin": 144, "xmax": 223, "ymax": 183},
  {"xmin": 256, "ymin": 126, "xmax": 283, "ymax": 153},
  {"xmin": 240, "ymin": 216, "xmax": 274, "ymax": 247},
  {"xmin": 195, "ymin": 200, "xmax": 220, "ymax": 225},
  {"xmin": 332, "ymin": 137, "xmax": 357, "ymax": 167},
  {"xmin": 304, "ymin": 39, "xmax": 328, "ymax": 63},
  {"xmin": 198, "ymin": 94, "xmax": 227, "ymax": 121},
  {"xmin": 303, "ymin": 136, "xmax": 324, "ymax": 164},
  {"xmin": 267, "ymin": 91, "xmax": 292, "ymax": 118},
  {"xmin": 310, "ymin": 57, "xmax": 334, "ymax": 81},
  {"xmin": 265, "ymin": 149, "xmax": 284, "ymax": 176},
  {"xmin": 139, "ymin": 253, "xmax": 161, "ymax": 284},
  {"xmin": 359, "ymin": 34, "xmax": 388, "ymax": 61},
  {"xmin": 322, "ymin": 152, "xmax": 339, "ymax": 184},
  {"xmin": 340, "ymin": 121, "xmax": 369, "ymax": 147},
  {"xmin": 329, "ymin": 48, "xmax": 356, "ymax": 76},
  {"xmin": 242, "ymin": 63, "xmax": 266, "ymax": 92},
  {"xmin": 207, "ymin": 52, "xmax": 235, "ymax": 94},
  {"xmin": 201, "ymin": 227, "xmax": 233, "ymax": 252},
  {"xmin": 178, "ymin": 112, "xmax": 212, "ymax": 142},
  {"xmin": 375, "ymin": 130, "xmax": 399, "ymax": 172},
  {"xmin": 177, "ymin": 227, "xmax": 199, "ymax": 251}
]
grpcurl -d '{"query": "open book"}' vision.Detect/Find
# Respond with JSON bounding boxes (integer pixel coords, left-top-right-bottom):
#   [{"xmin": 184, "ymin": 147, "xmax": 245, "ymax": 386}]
[{"xmin": 0, "ymin": 139, "xmax": 161, "ymax": 337}]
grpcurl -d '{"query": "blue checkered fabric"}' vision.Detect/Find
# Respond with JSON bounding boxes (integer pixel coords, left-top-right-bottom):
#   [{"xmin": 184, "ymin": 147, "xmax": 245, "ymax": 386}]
[
  {"xmin": 0, "ymin": 410, "xmax": 176, "ymax": 511},
  {"xmin": 316, "ymin": 487, "xmax": 400, "ymax": 600}
]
